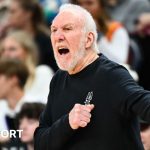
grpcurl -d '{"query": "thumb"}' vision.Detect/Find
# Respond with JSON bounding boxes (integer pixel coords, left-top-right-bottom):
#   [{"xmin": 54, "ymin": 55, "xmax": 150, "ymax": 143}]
[{"xmin": 87, "ymin": 104, "xmax": 94, "ymax": 110}]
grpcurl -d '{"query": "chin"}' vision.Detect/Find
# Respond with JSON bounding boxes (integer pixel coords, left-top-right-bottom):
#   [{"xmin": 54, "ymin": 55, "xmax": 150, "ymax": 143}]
[
  {"xmin": 57, "ymin": 61, "xmax": 75, "ymax": 71},
  {"xmin": 21, "ymin": 138, "xmax": 32, "ymax": 143},
  {"xmin": 59, "ymin": 65, "xmax": 72, "ymax": 71}
]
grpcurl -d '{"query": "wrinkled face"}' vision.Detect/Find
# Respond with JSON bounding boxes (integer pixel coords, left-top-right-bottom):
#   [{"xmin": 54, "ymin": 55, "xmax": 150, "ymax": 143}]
[
  {"xmin": 19, "ymin": 117, "xmax": 39, "ymax": 143},
  {"xmin": 8, "ymin": 1, "xmax": 30, "ymax": 28},
  {"xmin": 0, "ymin": 75, "xmax": 14, "ymax": 99},
  {"xmin": 51, "ymin": 11, "xmax": 87, "ymax": 71},
  {"xmin": 1, "ymin": 37, "xmax": 27, "ymax": 61},
  {"xmin": 141, "ymin": 127, "xmax": 150, "ymax": 150}
]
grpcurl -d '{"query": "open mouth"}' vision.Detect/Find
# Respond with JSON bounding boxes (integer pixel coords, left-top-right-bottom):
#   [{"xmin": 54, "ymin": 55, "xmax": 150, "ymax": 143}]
[{"xmin": 58, "ymin": 48, "xmax": 69, "ymax": 55}]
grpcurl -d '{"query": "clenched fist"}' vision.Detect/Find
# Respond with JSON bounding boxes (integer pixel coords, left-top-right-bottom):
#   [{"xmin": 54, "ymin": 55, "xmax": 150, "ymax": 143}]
[{"xmin": 69, "ymin": 103, "xmax": 94, "ymax": 130}]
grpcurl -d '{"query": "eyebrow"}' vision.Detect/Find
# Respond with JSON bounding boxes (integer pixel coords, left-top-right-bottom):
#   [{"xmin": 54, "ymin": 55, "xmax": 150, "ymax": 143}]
[{"xmin": 50, "ymin": 23, "xmax": 75, "ymax": 29}]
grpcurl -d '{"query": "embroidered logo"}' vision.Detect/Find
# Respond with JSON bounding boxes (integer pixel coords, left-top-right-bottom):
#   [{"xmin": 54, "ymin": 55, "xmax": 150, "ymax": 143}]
[{"xmin": 84, "ymin": 91, "xmax": 93, "ymax": 105}]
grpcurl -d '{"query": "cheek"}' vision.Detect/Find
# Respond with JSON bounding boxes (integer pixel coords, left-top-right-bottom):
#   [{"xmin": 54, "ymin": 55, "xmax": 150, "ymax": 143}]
[
  {"xmin": 9, "ymin": 52, "xmax": 20, "ymax": 59},
  {"xmin": 142, "ymin": 132, "xmax": 150, "ymax": 141},
  {"xmin": 12, "ymin": 50, "xmax": 26, "ymax": 60},
  {"xmin": 50, "ymin": 36, "xmax": 56, "ymax": 51},
  {"xmin": 2, "ymin": 49, "xmax": 22, "ymax": 59},
  {"xmin": 0, "ymin": 80, "xmax": 12, "ymax": 97},
  {"xmin": 0, "ymin": 79, "xmax": 6, "ymax": 92},
  {"xmin": 21, "ymin": 125, "xmax": 35, "ymax": 138},
  {"xmin": 69, "ymin": 37, "xmax": 82, "ymax": 51},
  {"xmin": 19, "ymin": 51, "xmax": 27, "ymax": 60},
  {"xmin": 51, "ymin": 41, "xmax": 55, "ymax": 52},
  {"xmin": 11, "ymin": 12, "xmax": 25, "ymax": 26},
  {"xmin": 1, "ymin": 49, "xmax": 11, "ymax": 58},
  {"xmin": 29, "ymin": 123, "xmax": 39, "ymax": 133},
  {"xmin": 10, "ymin": 13, "xmax": 20, "ymax": 24},
  {"xmin": 15, "ymin": 9, "xmax": 24, "ymax": 18}
]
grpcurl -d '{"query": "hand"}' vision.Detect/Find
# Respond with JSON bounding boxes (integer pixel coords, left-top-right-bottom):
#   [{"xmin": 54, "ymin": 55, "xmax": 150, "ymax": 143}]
[{"xmin": 69, "ymin": 103, "xmax": 94, "ymax": 130}]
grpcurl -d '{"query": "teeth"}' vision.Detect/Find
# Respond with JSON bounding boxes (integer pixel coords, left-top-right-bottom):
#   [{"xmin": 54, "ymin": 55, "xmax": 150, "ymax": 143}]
[{"xmin": 58, "ymin": 47, "xmax": 67, "ymax": 50}]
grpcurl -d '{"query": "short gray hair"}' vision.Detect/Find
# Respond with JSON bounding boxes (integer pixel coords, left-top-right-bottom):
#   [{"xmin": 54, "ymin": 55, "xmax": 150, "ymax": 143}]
[{"xmin": 59, "ymin": 4, "xmax": 98, "ymax": 52}]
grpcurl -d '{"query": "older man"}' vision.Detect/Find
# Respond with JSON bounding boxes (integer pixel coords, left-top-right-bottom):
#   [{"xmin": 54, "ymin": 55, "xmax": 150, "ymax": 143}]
[{"xmin": 34, "ymin": 4, "xmax": 150, "ymax": 150}]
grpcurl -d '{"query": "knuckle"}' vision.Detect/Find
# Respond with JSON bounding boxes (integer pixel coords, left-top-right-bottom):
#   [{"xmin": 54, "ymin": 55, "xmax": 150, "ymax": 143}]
[
  {"xmin": 75, "ymin": 108, "xmax": 80, "ymax": 113},
  {"xmin": 89, "ymin": 113, "xmax": 91, "ymax": 118},
  {"xmin": 75, "ymin": 104, "xmax": 80, "ymax": 108},
  {"xmin": 81, "ymin": 122, "xmax": 87, "ymax": 127},
  {"xmin": 87, "ymin": 118, "xmax": 90, "ymax": 123}
]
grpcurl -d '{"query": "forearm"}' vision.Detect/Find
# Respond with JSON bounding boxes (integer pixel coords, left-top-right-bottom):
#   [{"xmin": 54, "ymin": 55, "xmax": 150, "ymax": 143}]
[{"xmin": 34, "ymin": 114, "xmax": 75, "ymax": 150}]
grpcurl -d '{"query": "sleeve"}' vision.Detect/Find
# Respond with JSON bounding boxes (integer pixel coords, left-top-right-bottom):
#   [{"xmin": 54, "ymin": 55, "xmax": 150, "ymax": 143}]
[
  {"xmin": 34, "ymin": 75, "xmax": 75, "ymax": 150},
  {"xmin": 107, "ymin": 65, "xmax": 150, "ymax": 122}
]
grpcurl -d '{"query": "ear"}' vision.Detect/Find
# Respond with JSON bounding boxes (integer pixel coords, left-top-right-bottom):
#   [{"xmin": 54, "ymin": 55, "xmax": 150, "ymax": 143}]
[{"xmin": 85, "ymin": 32, "xmax": 95, "ymax": 49}]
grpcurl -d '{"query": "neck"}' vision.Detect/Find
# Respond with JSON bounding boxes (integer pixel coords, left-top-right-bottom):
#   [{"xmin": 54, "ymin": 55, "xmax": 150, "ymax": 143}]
[
  {"xmin": 27, "ymin": 142, "xmax": 34, "ymax": 150},
  {"xmin": 7, "ymin": 87, "xmax": 24, "ymax": 110},
  {"xmin": 68, "ymin": 50, "xmax": 99, "ymax": 75}
]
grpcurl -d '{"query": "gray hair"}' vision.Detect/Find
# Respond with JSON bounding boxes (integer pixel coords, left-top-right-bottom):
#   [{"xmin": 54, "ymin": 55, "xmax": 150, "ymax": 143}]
[{"xmin": 59, "ymin": 4, "xmax": 98, "ymax": 52}]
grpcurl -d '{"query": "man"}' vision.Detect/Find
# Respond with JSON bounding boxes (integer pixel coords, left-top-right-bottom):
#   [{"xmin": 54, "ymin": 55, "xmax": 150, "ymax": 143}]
[{"xmin": 34, "ymin": 4, "xmax": 150, "ymax": 150}]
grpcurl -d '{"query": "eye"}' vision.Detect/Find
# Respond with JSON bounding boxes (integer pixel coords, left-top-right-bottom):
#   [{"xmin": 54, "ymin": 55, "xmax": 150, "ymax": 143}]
[
  {"xmin": 51, "ymin": 28, "xmax": 57, "ymax": 33},
  {"xmin": 9, "ymin": 47, "xmax": 17, "ymax": 51},
  {"xmin": 63, "ymin": 27, "xmax": 73, "ymax": 32},
  {"xmin": 3, "ymin": 47, "xmax": 17, "ymax": 52}
]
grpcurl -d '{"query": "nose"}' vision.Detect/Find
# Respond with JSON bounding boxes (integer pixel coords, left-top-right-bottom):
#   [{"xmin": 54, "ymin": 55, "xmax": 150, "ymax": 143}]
[{"xmin": 52, "ymin": 30, "xmax": 65, "ymax": 42}]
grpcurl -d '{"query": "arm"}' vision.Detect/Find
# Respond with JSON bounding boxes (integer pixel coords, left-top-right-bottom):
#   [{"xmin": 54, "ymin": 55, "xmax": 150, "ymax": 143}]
[
  {"xmin": 108, "ymin": 65, "xmax": 150, "ymax": 121},
  {"xmin": 34, "ymin": 75, "xmax": 75, "ymax": 150},
  {"xmin": 34, "ymin": 76, "xmax": 94, "ymax": 150},
  {"xmin": 34, "ymin": 103, "xmax": 94, "ymax": 150},
  {"xmin": 34, "ymin": 109, "xmax": 74, "ymax": 150}
]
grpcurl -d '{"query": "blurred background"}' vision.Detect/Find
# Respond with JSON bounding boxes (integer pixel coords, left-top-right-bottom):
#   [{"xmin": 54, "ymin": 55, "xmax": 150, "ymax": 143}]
[{"xmin": 0, "ymin": 0, "xmax": 149, "ymax": 149}]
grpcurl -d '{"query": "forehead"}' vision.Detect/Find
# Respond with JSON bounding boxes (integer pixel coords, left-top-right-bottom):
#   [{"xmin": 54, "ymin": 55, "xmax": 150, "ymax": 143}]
[
  {"xmin": 52, "ymin": 11, "xmax": 84, "ymax": 27},
  {"xmin": 4, "ymin": 37, "xmax": 19, "ymax": 46},
  {"xmin": 10, "ymin": 0, "xmax": 20, "ymax": 9}
]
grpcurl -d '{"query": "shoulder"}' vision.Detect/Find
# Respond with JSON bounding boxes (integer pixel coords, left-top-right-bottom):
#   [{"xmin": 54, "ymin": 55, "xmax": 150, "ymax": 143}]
[
  {"xmin": 113, "ymin": 27, "xmax": 129, "ymax": 38},
  {"xmin": 107, "ymin": 22, "xmax": 129, "ymax": 41},
  {"xmin": 97, "ymin": 54, "xmax": 124, "ymax": 70},
  {"xmin": 50, "ymin": 69, "xmax": 67, "ymax": 85},
  {"xmin": 97, "ymin": 54, "xmax": 130, "ymax": 79}
]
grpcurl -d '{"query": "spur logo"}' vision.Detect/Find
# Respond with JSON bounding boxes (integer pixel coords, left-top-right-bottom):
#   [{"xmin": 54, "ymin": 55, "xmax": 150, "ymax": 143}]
[{"xmin": 84, "ymin": 91, "xmax": 93, "ymax": 105}]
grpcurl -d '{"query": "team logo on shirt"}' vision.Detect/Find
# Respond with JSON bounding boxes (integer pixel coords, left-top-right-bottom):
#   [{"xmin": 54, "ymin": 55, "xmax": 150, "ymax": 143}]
[{"xmin": 84, "ymin": 91, "xmax": 93, "ymax": 105}]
